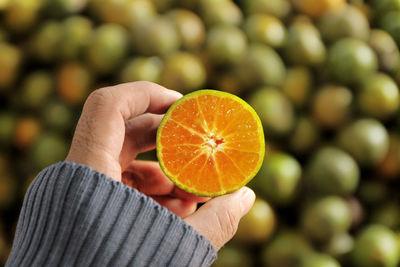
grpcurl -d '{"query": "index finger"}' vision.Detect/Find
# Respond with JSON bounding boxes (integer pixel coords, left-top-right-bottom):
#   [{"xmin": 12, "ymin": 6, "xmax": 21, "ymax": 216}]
[
  {"xmin": 67, "ymin": 82, "xmax": 182, "ymax": 179},
  {"xmin": 88, "ymin": 81, "xmax": 183, "ymax": 121}
]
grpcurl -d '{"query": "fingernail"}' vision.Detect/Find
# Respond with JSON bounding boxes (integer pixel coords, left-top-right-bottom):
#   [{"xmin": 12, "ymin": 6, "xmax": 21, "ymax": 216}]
[
  {"xmin": 239, "ymin": 187, "xmax": 255, "ymax": 215},
  {"xmin": 167, "ymin": 89, "xmax": 183, "ymax": 99}
]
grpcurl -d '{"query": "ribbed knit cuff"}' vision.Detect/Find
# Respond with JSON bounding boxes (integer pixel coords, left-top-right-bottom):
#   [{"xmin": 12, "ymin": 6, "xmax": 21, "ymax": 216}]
[{"xmin": 6, "ymin": 162, "xmax": 217, "ymax": 267}]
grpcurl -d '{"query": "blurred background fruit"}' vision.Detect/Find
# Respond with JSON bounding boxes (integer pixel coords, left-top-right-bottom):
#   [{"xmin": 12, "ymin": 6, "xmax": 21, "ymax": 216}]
[
  {"xmin": 135, "ymin": 16, "xmax": 180, "ymax": 56},
  {"xmin": 167, "ymin": 9, "xmax": 206, "ymax": 50},
  {"xmin": 371, "ymin": 0, "xmax": 400, "ymax": 18},
  {"xmin": 346, "ymin": 196, "xmax": 365, "ymax": 229},
  {"xmin": 244, "ymin": 14, "xmax": 286, "ymax": 48},
  {"xmin": 59, "ymin": 16, "xmax": 93, "ymax": 60},
  {"xmin": 14, "ymin": 117, "xmax": 41, "ymax": 149},
  {"xmin": 322, "ymin": 232, "xmax": 354, "ymax": 261},
  {"xmin": 288, "ymin": 116, "xmax": 320, "ymax": 154},
  {"xmin": 248, "ymin": 87, "xmax": 294, "ymax": 138},
  {"xmin": 241, "ymin": 0, "xmax": 291, "ymax": 19},
  {"xmin": 57, "ymin": 62, "xmax": 93, "ymax": 105},
  {"xmin": 41, "ymin": 101, "xmax": 75, "ymax": 132},
  {"xmin": 379, "ymin": 11, "xmax": 400, "ymax": 46},
  {"xmin": 301, "ymin": 196, "xmax": 351, "ymax": 243},
  {"xmin": 233, "ymin": 198, "xmax": 276, "ymax": 245},
  {"xmin": 89, "ymin": 0, "xmax": 156, "ymax": 28},
  {"xmin": 206, "ymin": 24, "xmax": 247, "ymax": 65},
  {"xmin": 0, "ymin": 43, "xmax": 21, "ymax": 90},
  {"xmin": 261, "ymin": 230, "xmax": 311, "ymax": 267},
  {"xmin": 237, "ymin": 43, "xmax": 286, "ymax": 88},
  {"xmin": 250, "ymin": 153, "xmax": 301, "ymax": 205},
  {"xmin": 318, "ymin": 4, "xmax": 370, "ymax": 43},
  {"xmin": 199, "ymin": 0, "xmax": 243, "ymax": 26},
  {"xmin": 378, "ymin": 134, "xmax": 400, "ymax": 179},
  {"xmin": 0, "ymin": 112, "xmax": 16, "ymax": 145},
  {"xmin": 298, "ymin": 252, "xmax": 341, "ymax": 267},
  {"xmin": 312, "ymin": 85, "xmax": 352, "ymax": 129},
  {"xmin": 368, "ymin": 29, "xmax": 400, "ymax": 73},
  {"xmin": 292, "ymin": 0, "xmax": 346, "ymax": 18},
  {"xmin": 19, "ymin": 71, "xmax": 53, "ymax": 109},
  {"xmin": 357, "ymin": 72, "xmax": 400, "ymax": 119},
  {"xmin": 160, "ymin": 51, "xmax": 206, "ymax": 93},
  {"xmin": 86, "ymin": 23, "xmax": 129, "ymax": 75},
  {"xmin": 212, "ymin": 245, "xmax": 254, "ymax": 267},
  {"xmin": 306, "ymin": 147, "xmax": 359, "ymax": 196},
  {"xmin": 282, "ymin": 66, "xmax": 313, "ymax": 108},
  {"xmin": 370, "ymin": 202, "xmax": 400, "ymax": 230},
  {"xmin": 30, "ymin": 21, "xmax": 63, "ymax": 63},
  {"xmin": 30, "ymin": 133, "xmax": 69, "ymax": 170},
  {"xmin": 352, "ymin": 225, "xmax": 399, "ymax": 267},
  {"xmin": 2, "ymin": 0, "xmax": 400, "ymax": 266},
  {"xmin": 3, "ymin": 0, "xmax": 43, "ymax": 33},
  {"xmin": 337, "ymin": 119, "xmax": 389, "ymax": 166},
  {"xmin": 283, "ymin": 18, "xmax": 326, "ymax": 65},
  {"xmin": 328, "ymin": 38, "xmax": 377, "ymax": 85},
  {"xmin": 120, "ymin": 56, "xmax": 163, "ymax": 84},
  {"xmin": 44, "ymin": 0, "xmax": 88, "ymax": 14}
]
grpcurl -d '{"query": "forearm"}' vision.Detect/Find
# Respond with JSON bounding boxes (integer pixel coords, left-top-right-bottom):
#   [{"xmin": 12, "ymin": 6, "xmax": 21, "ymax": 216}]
[{"xmin": 6, "ymin": 162, "xmax": 216, "ymax": 267}]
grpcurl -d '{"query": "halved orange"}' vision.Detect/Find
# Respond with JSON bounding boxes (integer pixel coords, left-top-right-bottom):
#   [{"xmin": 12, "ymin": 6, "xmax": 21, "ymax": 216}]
[{"xmin": 156, "ymin": 90, "xmax": 265, "ymax": 197}]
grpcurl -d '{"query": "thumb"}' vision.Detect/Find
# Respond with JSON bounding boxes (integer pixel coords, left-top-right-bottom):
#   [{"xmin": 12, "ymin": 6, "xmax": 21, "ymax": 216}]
[{"xmin": 184, "ymin": 187, "xmax": 255, "ymax": 250}]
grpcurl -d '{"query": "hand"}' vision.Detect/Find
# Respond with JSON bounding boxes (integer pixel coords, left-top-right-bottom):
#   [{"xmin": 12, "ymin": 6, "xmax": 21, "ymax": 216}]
[{"xmin": 66, "ymin": 81, "xmax": 255, "ymax": 250}]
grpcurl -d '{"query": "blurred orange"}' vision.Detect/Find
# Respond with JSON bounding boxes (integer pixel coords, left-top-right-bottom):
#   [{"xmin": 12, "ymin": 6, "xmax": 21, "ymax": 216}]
[
  {"xmin": 378, "ymin": 134, "xmax": 400, "ymax": 179},
  {"xmin": 14, "ymin": 117, "xmax": 41, "ymax": 149},
  {"xmin": 57, "ymin": 62, "xmax": 92, "ymax": 105},
  {"xmin": 292, "ymin": 0, "xmax": 346, "ymax": 17}
]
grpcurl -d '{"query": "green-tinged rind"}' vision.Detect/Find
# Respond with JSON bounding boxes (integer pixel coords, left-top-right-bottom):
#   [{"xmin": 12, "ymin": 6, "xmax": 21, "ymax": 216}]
[{"xmin": 156, "ymin": 89, "xmax": 265, "ymax": 197}]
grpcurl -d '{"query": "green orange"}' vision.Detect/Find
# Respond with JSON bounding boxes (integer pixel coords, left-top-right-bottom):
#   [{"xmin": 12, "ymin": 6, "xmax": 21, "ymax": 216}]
[
  {"xmin": 233, "ymin": 198, "xmax": 276, "ymax": 244},
  {"xmin": 156, "ymin": 90, "xmax": 265, "ymax": 197}
]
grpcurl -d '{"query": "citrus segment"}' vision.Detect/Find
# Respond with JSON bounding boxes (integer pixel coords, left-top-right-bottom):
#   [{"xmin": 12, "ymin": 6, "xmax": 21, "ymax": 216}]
[
  {"xmin": 161, "ymin": 144, "xmax": 202, "ymax": 176},
  {"xmin": 169, "ymin": 97, "xmax": 207, "ymax": 135},
  {"xmin": 177, "ymin": 154, "xmax": 222, "ymax": 193},
  {"xmin": 223, "ymin": 149, "xmax": 260, "ymax": 177},
  {"xmin": 214, "ymin": 150, "xmax": 246, "ymax": 189},
  {"xmin": 157, "ymin": 90, "xmax": 265, "ymax": 196},
  {"xmin": 197, "ymin": 94, "xmax": 220, "ymax": 130},
  {"xmin": 160, "ymin": 120, "xmax": 204, "ymax": 146},
  {"xmin": 213, "ymin": 97, "xmax": 246, "ymax": 133}
]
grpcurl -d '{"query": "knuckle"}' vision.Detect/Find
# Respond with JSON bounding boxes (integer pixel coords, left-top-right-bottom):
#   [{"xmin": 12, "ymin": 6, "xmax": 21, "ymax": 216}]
[
  {"xmin": 131, "ymin": 81, "xmax": 163, "ymax": 94},
  {"xmin": 133, "ymin": 80, "xmax": 157, "ymax": 88},
  {"xmin": 86, "ymin": 88, "xmax": 113, "ymax": 107}
]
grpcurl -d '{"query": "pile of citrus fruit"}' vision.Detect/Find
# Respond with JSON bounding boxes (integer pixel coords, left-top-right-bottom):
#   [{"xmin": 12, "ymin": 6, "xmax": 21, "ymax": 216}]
[{"xmin": 1, "ymin": 0, "xmax": 400, "ymax": 266}]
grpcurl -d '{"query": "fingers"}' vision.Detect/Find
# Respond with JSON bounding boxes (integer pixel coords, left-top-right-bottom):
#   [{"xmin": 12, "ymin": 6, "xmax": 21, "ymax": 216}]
[
  {"xmin": 152, "ymin": 196, "xmax": 197, "ymax": 218},
  {"xmin": 122, "ymin": 160, "xmax": 175, "ymax": 195},
  {"xmin": 172, "ymin": 187, "xmax": 210, "ymax": 203},
  {"xmin": 66, "ymin": 81, "xmax": 182, "ymax": 180},
  {"xmin": 126, "ymin": 113, "xmax": 163, "ymax": 152},
  {"xmin": 184, "ymin": 187, "xmax": 255, "ymax": 251},
  {"xmin": 122, "ymin": 159, "xmax": 200, "ymax": 218},
  {"xmin": 120, "ymin": 114, "xmax": 163, "ymax": 169},
  {"xmin": 87, "ymin": 81, "xmax": 182, "ymax": 121},
  {"xmin": 122, "ymin": 160, "xmax": 210, "ymax": 203}
]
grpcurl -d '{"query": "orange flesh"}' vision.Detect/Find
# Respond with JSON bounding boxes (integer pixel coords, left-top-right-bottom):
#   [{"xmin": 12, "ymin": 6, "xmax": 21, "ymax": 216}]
[{"xmin": 159, "ymin": 94, "xmax": 263, "ymax": 195}]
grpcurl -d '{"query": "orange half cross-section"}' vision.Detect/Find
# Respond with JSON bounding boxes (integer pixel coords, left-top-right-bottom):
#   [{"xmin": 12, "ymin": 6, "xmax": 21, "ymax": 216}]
[{"xmin": 157, "ymin": 90, "xmax": 265, "ymax": 196}]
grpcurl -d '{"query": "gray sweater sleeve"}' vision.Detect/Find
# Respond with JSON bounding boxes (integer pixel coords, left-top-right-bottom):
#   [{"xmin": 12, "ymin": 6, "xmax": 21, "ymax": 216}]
[{"xmin": 6, "ymin": 161, "xmax": 217, "ymax": 267}]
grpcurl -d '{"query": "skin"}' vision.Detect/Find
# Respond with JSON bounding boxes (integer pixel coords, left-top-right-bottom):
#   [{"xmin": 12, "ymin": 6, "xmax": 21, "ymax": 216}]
[{"xmin": 65, "ymin": 81, "xmax": 255, "ymax": 250}]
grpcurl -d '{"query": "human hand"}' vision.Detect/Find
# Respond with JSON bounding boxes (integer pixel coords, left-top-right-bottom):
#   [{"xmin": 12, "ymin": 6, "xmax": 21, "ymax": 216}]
[{"xmin": 66, "ymin": 81, "xmax": 255, "ymax": 250}]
